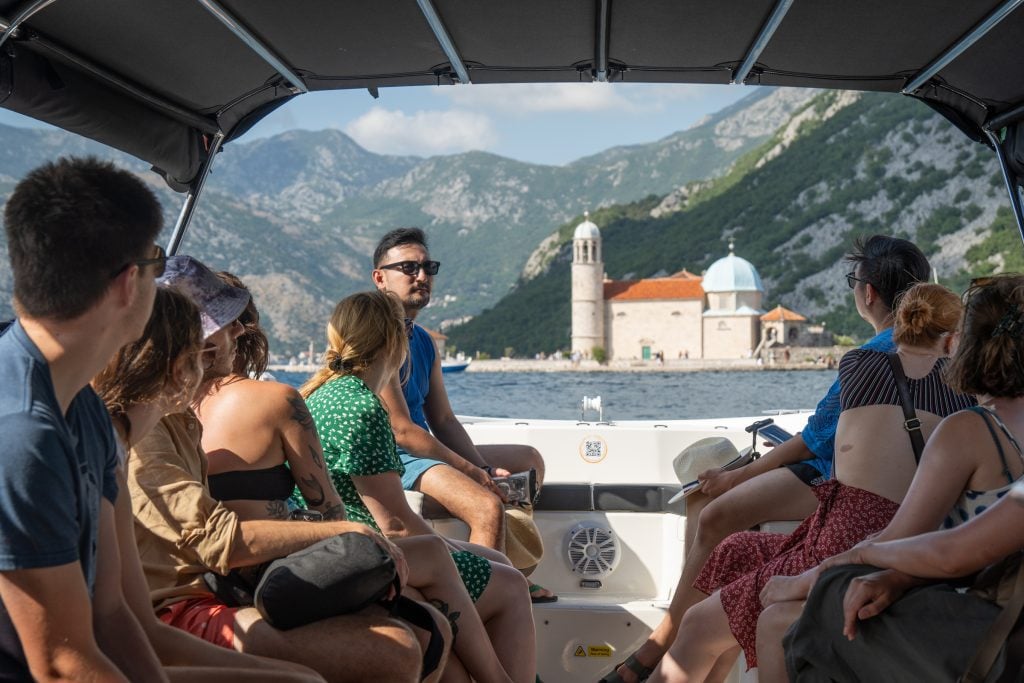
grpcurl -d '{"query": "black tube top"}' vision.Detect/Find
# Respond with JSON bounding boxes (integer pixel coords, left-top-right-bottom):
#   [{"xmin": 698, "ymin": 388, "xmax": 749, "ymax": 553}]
[{"xmin": 208, "ymin": 463, "xmax": 295, "ymax": 501}]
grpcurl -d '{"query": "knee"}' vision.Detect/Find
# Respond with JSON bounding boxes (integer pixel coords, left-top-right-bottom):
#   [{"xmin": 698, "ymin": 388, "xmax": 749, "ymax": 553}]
[
  {"xmin": 467, "ymin": 490, "xmax": 504, "ymax": 527},
  {"xmin": 489, "ymin": 563, "xmax": 533, "ymax": 614},
  {"xmin": 418, "ymin": 533, "xmax": 450, "ymax": 561},
  {"xmin": 493, "ymin": 562, "xmax": 530, "ymax": 593},
  {"xmin": 380, "ymin": 619, "xmax": 423, "ymax": 682},
  {"xmin": 695, "ymin": 499, "xmax": 738, "ymax": 544}
]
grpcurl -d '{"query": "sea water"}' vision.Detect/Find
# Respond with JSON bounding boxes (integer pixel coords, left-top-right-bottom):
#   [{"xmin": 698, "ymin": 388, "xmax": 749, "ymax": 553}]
[{"xmin": 274, "ymin": 370, "xmax": 835, "ymax": 420}]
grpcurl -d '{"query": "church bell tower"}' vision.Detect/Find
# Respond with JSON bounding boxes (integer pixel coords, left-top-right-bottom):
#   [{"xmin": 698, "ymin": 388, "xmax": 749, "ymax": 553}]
[{"xmin": 571, "ymin": 211, "xmax": 604, "ymax": 356}]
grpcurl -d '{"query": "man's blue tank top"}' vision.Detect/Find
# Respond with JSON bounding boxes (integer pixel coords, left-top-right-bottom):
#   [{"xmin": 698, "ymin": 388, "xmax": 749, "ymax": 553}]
[{"xmin": 400, "ymin": 323, "xmax": 435, "ymax": 432}]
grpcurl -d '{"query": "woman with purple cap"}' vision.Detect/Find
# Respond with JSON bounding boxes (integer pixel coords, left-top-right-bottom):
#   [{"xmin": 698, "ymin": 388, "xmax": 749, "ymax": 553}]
[
  {"xmin": 126, "ymin": 255, "xmax": 429, "ymax": 683},
  {"xmin": 93, "ymin": 285, "xmax": 322, "ymax": 682}
]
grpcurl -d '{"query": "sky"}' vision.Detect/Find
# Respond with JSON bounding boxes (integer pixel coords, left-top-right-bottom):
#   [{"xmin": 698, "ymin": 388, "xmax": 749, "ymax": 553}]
[{"xmin": 0, "ymin": 82, "xmax": 751, "ymax": 166}]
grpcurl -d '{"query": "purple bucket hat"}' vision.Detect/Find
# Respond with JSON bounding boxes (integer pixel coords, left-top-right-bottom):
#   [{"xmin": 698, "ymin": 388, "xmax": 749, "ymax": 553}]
[{"xmin": 157, "ymin": 255, "xmax": 250, "ymax": 339}]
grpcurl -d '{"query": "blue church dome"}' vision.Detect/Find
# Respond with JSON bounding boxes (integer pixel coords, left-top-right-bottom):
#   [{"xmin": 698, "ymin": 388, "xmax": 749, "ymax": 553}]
[{"xmin": 702, "ymin": 246, "xmax": 764, "ymax": 293}]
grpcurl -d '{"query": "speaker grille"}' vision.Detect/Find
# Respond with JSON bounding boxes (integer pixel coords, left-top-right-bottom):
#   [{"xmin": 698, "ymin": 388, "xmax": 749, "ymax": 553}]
[{"xmin": 566, "ymin": 523, "xmax": 619, "ymax": 577}]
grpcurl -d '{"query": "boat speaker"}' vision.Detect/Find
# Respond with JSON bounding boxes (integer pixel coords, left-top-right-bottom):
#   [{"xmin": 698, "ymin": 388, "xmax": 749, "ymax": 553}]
[{"xmin": 565, "ymin": 522, "xmax": 620, "ymax": 578}]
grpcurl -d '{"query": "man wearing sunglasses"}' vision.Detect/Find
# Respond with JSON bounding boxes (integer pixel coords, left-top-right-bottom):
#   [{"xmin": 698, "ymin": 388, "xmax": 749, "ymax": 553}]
[
  {"xmin": 371, "ymin": 230, "xmax": 549, "ymax": 561},
  {"xmin": 0, "ymin": 157, "xmax": 168, "ymax": 681}
]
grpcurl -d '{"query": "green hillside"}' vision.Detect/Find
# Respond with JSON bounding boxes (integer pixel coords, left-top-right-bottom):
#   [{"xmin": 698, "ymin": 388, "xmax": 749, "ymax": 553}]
[{"xmin": 447, "ymin": 92, "xmax": 1011, "ymax": 356}]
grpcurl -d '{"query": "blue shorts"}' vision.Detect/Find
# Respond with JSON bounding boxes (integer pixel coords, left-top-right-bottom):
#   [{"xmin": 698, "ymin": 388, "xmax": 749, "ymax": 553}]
[
  {"xmin": 783, "ymin": 461, "xmax": 827, "ymax": 487},
  {"xmin": 397, "ymin": 449, "xmax": 446, "ymax": 490}
]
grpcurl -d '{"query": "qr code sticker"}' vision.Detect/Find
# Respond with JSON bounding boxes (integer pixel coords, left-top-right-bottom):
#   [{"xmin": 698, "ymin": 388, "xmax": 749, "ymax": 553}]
[{"xmin": 580, "ymin": 437, "xmax": 607, "ymax": 463}]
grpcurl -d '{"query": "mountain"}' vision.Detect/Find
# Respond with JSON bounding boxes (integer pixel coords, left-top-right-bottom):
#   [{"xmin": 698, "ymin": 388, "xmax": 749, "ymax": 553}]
[
  {"xmin": 446, "ymin": 90, "xmax": 1012, "ymax": 357},
  {"xmin": 0, "ymin": 87, "xmax": 817, "ymax": 355}
]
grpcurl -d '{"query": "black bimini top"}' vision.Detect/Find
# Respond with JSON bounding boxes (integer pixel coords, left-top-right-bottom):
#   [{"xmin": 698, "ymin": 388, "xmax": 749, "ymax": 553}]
[{"xmin": 3, "ymin": 0, "xmax": 1024, "ymax": 191}]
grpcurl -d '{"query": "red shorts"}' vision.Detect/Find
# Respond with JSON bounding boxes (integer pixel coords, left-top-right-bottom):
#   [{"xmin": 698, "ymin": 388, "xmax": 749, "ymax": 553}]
[{"xmin": 158, "ymin": 596, "xmax": 239, "ymax": 649}]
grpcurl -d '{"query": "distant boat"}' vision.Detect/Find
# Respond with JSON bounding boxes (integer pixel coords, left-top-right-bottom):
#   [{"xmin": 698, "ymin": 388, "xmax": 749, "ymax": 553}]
[{"xmin": 441, "ymin": 359, "xmax": 471, "ymax": 373}]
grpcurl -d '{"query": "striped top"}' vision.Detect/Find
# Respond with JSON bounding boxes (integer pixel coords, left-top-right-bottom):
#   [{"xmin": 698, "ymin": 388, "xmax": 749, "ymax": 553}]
[{"xmin": 838, "ymin": 349, "xmax": 976, "ymax": 417}]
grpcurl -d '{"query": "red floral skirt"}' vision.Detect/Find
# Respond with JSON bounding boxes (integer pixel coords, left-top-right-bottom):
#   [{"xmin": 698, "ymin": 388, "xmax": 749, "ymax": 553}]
[{"xmin": 693, "ymin": 480, "xmax": 900, "ymax": 668}]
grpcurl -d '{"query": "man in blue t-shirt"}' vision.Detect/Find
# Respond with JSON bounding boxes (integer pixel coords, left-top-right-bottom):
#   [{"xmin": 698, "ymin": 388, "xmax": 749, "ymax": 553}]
[
  {"xmin": 371, "ymin": 229, "xmax": 548, "ymax": 559},
  {"xmin": 603, "ymin": 235, "xmax": 931, "ymax": 683},
  {"xmin": 0, "ymin": 157, "xmax": 167, "ymax": 680}
]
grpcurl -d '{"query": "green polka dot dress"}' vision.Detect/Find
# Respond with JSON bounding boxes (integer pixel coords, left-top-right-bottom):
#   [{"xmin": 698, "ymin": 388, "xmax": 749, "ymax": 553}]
[{"xmin": 299, "ymin": 374, "xmax": 491, "ymax": 601}]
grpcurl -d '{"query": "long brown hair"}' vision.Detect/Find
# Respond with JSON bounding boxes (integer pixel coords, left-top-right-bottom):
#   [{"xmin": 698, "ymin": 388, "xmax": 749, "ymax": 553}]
[
  {"xmin": 216, "ymin": 271, "xmax": 269, "ymax": 378},
  {"xmin": 93, "ymin": 287, "xmax": 204, "ymax": 441},
  {"xmin": 300, "ymin": 291, "xmax": 407, "ymax": 399},
  {"xmin": 945, "ymin": 275, "xmax": 1024, "ymax": 398}
]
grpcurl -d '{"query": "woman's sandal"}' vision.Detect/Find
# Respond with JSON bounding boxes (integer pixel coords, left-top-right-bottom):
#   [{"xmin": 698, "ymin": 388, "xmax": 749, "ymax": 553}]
[
  {"xmin": 529, "ymin": 583, "xmax": 558, "ymax": 603},
  {"xmin": 597, "ymin": 654, "xmax": 654, "ymax": 683}
]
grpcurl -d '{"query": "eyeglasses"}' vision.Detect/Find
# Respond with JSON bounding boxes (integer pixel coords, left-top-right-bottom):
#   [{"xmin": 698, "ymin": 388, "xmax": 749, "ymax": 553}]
[
  {"xmin": 113, "ymin": 244, "xmax": 167, "ymax": 278},
  {"xmin": 378, "ymin": 260, "xmax": 441, "ymax": 277},
  {"xmin": 846, "ymin": 271, "xmax": 870, "ymax": 289}
]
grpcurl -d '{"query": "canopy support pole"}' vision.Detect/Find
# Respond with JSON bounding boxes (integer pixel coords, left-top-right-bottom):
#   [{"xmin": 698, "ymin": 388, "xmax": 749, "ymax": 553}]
[
  {"xmin": 0, "ymin": 0, "xmax": 58, "ymax": 48},
  {"xmin": 902, "ymin": 0, "xmax": 1024, "ymax": 94},
  {"xmin": 195, "ymin": 0, "xmax": 307, "ymax": 94},
  {"xmin": 594, "ymin": 0, "xmax": 610, "ymax": 82},
  {"xmin": 415, "ymin": 0, "xmax": 470, "ymax": 84},
  {"xmin": 985, "ymin": 129, "xmax": 1024, "ymax": 248},
  {"xmin": 733, "ymin": 0, "xmax": 794, "ymax": 84},
  {"xmin": 166, "ymin": 132, "xmax": 225, "ymax": 256}
]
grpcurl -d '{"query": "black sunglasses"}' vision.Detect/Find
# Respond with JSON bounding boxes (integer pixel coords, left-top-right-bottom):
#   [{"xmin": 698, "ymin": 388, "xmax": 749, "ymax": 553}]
[
  {"xmin": 379, "ymin": 260, "xmax": 441, "ymax": 277},
  {"xmin": 846, "ymin": 271, "xmax": 870, "ymax": 289},
  {"xmin": 112, "ymin": 244, "xmax": 167, "ymax": 279}
]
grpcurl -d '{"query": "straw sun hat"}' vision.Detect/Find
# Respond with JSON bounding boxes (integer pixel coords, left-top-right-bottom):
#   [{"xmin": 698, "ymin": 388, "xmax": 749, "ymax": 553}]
[{"xmin": 667, "ymin": 437, "xmax": 742, "ymax": 504}]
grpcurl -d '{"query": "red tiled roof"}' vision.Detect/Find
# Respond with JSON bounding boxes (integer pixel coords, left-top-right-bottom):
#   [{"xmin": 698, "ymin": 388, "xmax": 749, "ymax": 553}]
[
  {"xmin": 671, "ymin": 268, "xmax": 701, "ymax": 279},
  {"xmin": 422, "ymin": 326, "xmax": 448, "ymax": 340},
  {"xmin": 604, "ymin": 278, "xmax": 704, "ymax": 301},
  {"xmin": 760, "ymin": 305, "xmax": 807, "ymax": 322}
]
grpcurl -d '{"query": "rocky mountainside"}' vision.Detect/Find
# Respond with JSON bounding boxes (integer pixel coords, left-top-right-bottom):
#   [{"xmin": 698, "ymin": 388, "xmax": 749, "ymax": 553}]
[
  {"xmin": 447, "ymin": 90, "xmax": 1017, "ymax": 357},
  {"xmin": 0, "ymin": 87, "xmax": 816, "ymax": 355}
]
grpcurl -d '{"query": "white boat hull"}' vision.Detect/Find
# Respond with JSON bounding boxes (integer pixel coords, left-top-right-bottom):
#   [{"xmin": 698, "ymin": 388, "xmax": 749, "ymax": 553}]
[{"xmin": 423, "ymin": 413, "xmax": 813, "ymax": 682}]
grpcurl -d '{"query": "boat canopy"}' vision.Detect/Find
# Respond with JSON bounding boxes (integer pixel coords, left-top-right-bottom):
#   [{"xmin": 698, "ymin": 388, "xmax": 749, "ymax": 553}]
[{"xmin": 3, "ymin": 0, "xmax": 1024, "ymax": 189}]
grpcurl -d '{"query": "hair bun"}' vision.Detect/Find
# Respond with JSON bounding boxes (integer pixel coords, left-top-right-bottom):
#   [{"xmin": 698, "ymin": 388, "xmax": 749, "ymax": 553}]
[{"xmin": 898, "ymin": 298, "xmax": 933, "ymax": 336}]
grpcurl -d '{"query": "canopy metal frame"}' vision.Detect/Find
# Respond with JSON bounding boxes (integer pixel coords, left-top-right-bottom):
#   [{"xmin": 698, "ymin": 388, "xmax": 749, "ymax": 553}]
[
  {"xmin": 733, "ymin": 0, "xmax": 794, "ymax": 85},
  {"xmin": 985, "ymin": 129, "xmax": 1024, "ymax": 246},
  {"xmin": 902, "ymin": 0, "xmax": 1024, "ymax": 95},
  {"xmin": 196, "ymin": 0, "xmax": 308, "ymax": 94},
  {"xmin": 416, "ymin": 0, "xmax": 470, "ymax": 84},
  {"xmin": 0, "ymin": 0, "xmax": 56, "ymax": 48},
  {"xmin": 594, "ymin": 0, "xmax": 610, "ymax": 82},
  {"xmin": 166, "ymin": 132, "xmax": 225, "ymax": 256}
]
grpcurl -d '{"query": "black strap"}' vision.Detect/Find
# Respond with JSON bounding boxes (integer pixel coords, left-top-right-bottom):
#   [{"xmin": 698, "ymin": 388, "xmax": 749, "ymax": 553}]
[
  {"xmin": 887, "ymin": 353, "xmax": 926, "ymax": 463},
  {"xmin": 968, "ymin": 406, "xmax": 1015, "ymax": 485},
  {"xmin": 390, "ymin": 596, "xmax": 446, "ymax": 681},
  {"xmin": 960, "ymin": 554, "xmax": 1024, "ymax": 682}
]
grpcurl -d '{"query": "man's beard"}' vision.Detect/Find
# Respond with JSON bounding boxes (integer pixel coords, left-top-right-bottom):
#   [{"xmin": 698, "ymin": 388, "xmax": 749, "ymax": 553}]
[{"xmin": 403, "ymin": 288, "xmax": 431, "ymax": 313}]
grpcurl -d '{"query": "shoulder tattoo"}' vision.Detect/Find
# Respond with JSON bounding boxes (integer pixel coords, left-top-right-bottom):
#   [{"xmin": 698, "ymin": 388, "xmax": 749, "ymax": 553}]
[{"xmin": 287, "ymin": 396, "xmax": 315, "ymax": 433}]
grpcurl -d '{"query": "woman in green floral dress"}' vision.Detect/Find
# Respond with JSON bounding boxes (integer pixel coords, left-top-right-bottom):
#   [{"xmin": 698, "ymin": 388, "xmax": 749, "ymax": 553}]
[{"xmin": 300, "ymin": 290, "xmax": 535, "ymax": 683}]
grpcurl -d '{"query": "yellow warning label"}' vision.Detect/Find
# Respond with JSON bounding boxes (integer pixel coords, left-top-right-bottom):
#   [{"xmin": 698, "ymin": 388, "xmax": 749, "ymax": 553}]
[
  {"xmin": 574, "ymin": 646, "xmax": 586, "ymax": 657},
  {"xmin": 588, "ymin": 646, "xmax": 612, "ymax": 658}
]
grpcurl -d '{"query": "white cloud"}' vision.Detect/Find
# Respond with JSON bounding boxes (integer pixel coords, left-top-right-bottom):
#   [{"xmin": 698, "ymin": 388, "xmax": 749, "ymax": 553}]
[
  {"xmin": 344, "ymin": 107, "xmax": 497, "ymax": 156},
  {"xmin": 437, "ymin": 82, "xmax": 716, "ymax": 115},
  {"xmin": 440, "ymin": 82, "xmax": 629, "ymax": 113}
]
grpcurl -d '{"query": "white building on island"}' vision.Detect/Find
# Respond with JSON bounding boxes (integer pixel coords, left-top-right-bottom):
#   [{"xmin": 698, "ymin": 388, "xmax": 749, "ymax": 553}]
[{"xmin": 570, "ymin": 214, "xmax": 807, "ymax": 360}]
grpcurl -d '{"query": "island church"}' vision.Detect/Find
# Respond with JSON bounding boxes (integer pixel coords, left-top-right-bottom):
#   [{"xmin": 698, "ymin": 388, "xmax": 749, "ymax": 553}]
[{"xmin": 570, "ymin": 213, "xmax": 809, "ymax": 360}]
